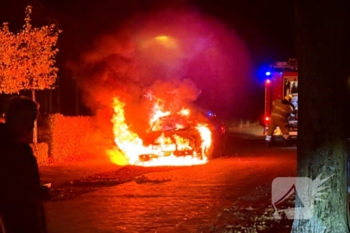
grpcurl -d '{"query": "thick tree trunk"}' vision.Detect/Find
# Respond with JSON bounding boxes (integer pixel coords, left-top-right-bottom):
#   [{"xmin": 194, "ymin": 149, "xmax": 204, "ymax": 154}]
[{"xmin": 292, "ymin": 1, "xmax": 350, "ymax": 232}]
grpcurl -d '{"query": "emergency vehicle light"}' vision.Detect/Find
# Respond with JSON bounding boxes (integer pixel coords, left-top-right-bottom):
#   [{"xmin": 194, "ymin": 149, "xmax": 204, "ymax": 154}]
[
  {"xmin": 266, "ymin": 79, "xmax": 271, "ymax": 84},
  {"xmin": 263, "ymin": 116, "xmax": 270, "ymax": 126},
  {"xmin": 265, "ymin": 71, "xmax": 271, "ymax": 76}
]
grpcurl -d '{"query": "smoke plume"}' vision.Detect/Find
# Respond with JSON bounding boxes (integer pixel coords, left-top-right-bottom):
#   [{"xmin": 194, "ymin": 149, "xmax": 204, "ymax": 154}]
[{"xmin": 70, "ymin": 7, "xmax": 252, "ymax": 138}]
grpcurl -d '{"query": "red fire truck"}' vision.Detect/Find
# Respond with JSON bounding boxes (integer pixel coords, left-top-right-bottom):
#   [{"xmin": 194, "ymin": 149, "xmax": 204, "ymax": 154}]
[{"xmin": 261, "ymin": 58, "xmax": 298, "ymax": 138}]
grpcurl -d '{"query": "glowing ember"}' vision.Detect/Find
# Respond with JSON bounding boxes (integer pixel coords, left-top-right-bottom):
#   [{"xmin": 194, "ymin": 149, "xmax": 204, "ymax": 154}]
[{"xmin": 108, "ymin": 97, "xmax": 211, "ymax": 166}]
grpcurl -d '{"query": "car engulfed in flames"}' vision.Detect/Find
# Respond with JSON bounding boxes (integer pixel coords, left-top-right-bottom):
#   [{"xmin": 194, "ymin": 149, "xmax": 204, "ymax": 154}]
[
  {"xmin": 139, "ymin": 114, "xmax": 211, "ymax": 162},
  {"xmin": 109, "ymin": 97, "xmax": 224, "ymax": 167}
]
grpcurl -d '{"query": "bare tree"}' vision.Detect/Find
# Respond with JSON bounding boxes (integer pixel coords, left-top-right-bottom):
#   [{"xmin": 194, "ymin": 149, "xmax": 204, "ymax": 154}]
[{"xmin": 292, "ymin": 0, "xmax": 350, "ymax": 232}]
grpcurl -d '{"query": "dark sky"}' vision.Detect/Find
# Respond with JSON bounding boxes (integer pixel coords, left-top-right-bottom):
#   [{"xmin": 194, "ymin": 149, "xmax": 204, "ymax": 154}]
[
  {"xmin": 0, "ymin": 0, "xmax": 294, "ymax": 61},
  {"xmin": 0, "ymin": 0, "xmax": 296, "ymax": 118},
  {"xmin": 192, "ymin": 0, "xmax": 296, "ymax": 61},
  {"xmin": 0, "ymin": 0, "xmax": 296, "ymax": 65},
  {"xmin": 29, "ymin": 0, "xmax": 296, "ymax": 62}
]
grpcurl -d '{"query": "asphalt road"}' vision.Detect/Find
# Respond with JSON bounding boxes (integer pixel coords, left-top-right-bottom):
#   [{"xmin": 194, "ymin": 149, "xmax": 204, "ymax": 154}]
[{"xmin": 43, "ymin": 130, "xmax": 297, "ymax": 233}]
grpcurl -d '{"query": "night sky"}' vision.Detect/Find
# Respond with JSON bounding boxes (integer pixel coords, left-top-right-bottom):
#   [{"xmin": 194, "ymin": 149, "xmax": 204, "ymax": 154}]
[
  {"xmin": 39, "ymin": 0, "xmax": 296, "ymax": 61},
  {"xmin": 0, "ymin": 0, "xmax": 296, "ymax": 120}
]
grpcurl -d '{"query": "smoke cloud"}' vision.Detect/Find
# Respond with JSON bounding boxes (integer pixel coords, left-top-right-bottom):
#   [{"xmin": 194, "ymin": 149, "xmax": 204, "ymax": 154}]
[{"xmin": 70, "ymin": 7, "xmax": 252, "ymax": 138}]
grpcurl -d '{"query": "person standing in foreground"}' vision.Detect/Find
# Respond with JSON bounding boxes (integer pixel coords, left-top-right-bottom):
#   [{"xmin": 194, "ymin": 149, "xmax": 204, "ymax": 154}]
[
  {"xmin": 265, "ymin": 94, "xmax": 294, "ymax": 147},
  {"xmin": 0, "ymin": 96, "xmax": 47, "ymax": 233}
]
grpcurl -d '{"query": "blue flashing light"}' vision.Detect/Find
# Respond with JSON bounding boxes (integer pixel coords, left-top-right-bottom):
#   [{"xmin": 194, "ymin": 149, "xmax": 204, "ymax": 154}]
[
  {"xmin": 206, "ymin": 111, "xmax": 217, "ymax": 118},
  {"xmin": 256, "ymin": 64, "xmax": 273, "ymax": 83}
]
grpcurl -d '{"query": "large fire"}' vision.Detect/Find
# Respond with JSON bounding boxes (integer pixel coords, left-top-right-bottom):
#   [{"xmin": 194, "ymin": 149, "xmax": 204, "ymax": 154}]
[
  {"xmin": 72, "ymin": 8, "xmax": 251, "ymax": 169},
  {"xmin": 108, "ymin": 97, "xmax": 211, "ymax": 167}
]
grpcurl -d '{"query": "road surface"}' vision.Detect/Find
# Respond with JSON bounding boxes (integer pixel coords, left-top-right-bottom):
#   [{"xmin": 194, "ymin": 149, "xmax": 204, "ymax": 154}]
[{"xmin": 43, "ymin": 128, "xmax": 297, "ymax": 233}]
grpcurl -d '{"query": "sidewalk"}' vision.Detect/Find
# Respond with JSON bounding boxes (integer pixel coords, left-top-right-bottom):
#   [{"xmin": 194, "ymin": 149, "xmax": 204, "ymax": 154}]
[{"xmin": 39, "ymin": 159, "xmax": 121, "ymax": 188}]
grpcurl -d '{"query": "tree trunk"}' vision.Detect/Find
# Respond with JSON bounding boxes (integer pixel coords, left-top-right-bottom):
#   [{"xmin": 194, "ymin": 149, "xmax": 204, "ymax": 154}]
[
  {"xmin": 292, "ymin": 1, "xmax": 350, "ymax": 232},
  {"xmin": 32, "ymin": 89, "xmax": 37, "ymax": 144}
]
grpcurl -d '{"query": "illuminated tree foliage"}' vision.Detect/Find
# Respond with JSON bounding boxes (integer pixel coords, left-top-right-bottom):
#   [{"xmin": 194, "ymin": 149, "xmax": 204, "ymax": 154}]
[{"xmin": 0, "ymin": 5, "xmax": 61, "ymax": 94}]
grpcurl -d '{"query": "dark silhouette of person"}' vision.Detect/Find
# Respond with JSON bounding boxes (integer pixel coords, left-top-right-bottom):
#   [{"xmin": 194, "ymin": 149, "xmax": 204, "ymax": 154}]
[{"xmin": 0, "ymin": 96, "xmax": 47, "ymax": 233}]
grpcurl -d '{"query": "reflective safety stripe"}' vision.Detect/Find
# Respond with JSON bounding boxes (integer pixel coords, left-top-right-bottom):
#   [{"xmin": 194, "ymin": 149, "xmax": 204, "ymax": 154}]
[
  {"xmin": 271, "ymin": 112, "xmax": 285, "ymax": 119},
  {"xmin": 265, "ymin": 135, "xmax": 272, "ymax": 141},
  {"xmin": 274, "ymin": 105, "xmax": 288, "ymax": 113},
  {"xmin": 271, "ymin": 99, "xmax": 293, "ymax": 120},
  {"xmin": 289, "ymin": 131, "xmax": 297, "ymax": 136}
]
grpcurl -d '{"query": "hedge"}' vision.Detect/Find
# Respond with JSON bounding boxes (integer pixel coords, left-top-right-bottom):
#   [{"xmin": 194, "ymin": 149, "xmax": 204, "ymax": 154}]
[
  {"xmin": 30, "ymin": 142, "xmax": 49, "ymax": 166},
  {"xmin": 39, "ymin": 114, "xmax": 112, "ymax": 163}
]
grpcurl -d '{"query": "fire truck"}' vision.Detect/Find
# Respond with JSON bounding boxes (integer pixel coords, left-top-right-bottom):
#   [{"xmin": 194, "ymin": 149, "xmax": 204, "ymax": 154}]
[{"xmin": 261, "ymin": 58, "xmax": 298, "ymax": 139}]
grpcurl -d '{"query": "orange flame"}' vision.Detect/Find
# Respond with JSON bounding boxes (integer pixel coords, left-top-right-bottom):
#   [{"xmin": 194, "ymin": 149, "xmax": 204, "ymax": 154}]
[
  {"xmin": 150, "ymin": 102, "xmax": 170, "ymax": 125},
  {"xmin": 108, "ymin": 97, "xmax": 211, "ymax": 166},
  {"xmin": 179, "ymin": 107, "xmax": 190, "ymax": 116}
]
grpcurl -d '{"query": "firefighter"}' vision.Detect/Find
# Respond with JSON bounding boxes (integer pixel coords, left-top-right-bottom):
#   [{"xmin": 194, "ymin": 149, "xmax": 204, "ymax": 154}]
[{"xmin": 265, "ymin": 94, "xmax": 294, "ymax": 147}]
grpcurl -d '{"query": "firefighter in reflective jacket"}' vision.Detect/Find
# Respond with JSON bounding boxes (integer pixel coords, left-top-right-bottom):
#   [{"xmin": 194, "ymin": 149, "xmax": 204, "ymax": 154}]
[{"xmin": 265, "ymin": 94, "xmax": 294, "ymax": 146}]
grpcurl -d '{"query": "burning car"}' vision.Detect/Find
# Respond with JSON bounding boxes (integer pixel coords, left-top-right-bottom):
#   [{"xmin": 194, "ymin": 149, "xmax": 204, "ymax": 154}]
[
  {"xmin": 110, "ymin": 97, "xmax": 226, "ymax": 167},
  {"xmin": 139, "ymin": 110, "xmax": 226, "ymax": 162},
  {"xmin": 139, "ymin": 114, "xmax": 205, "ymax": 162}
]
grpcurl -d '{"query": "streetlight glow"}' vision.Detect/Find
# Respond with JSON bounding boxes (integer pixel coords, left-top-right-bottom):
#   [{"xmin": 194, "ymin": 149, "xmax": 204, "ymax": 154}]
[{"xmin": 155, "ymin": 35, "xmax": 168, "ymax": 41}]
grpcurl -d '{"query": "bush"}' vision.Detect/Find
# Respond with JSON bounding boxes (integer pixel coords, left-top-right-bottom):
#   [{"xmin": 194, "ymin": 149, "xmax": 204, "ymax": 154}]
[{"xmin": 43, "ymin": 114, "xmax": 112, "ymax": 163}]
